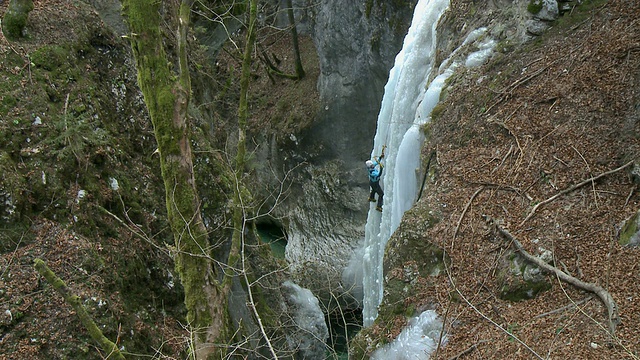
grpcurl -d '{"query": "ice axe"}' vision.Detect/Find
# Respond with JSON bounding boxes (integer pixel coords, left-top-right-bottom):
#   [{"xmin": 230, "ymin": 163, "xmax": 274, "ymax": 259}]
[{"xmin": 375, "ymin": 145, "xmax": 387, "ymax": 162}]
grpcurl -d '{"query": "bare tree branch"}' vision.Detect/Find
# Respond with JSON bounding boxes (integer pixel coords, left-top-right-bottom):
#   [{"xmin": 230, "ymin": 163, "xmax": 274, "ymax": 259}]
[{"xmin": 521, "ymin": 160, "xmax": 634, "ymax": 225}]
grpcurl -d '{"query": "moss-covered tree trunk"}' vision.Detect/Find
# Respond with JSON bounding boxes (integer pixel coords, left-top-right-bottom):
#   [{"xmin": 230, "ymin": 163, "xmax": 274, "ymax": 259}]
[
  {"xmin": 121, "ymin": 0, "xmax": 229, "ymax": 358},
  {"xmin": 226, "ymin": 0, "xmax": 258, "ymax": 284},
  {"xmin": 34, "ymin": 259, "xmax": 125, "ymax": 360}
]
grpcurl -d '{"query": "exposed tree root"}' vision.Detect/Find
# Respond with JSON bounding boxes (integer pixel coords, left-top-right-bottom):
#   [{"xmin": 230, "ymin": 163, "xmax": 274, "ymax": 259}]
[{"xmin": 486, "ymin": 216, "xmax": 621, "ymax": 336}]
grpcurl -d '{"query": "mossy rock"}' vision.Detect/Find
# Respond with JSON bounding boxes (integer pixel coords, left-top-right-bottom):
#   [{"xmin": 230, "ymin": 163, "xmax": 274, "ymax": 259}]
[
  {"xmin": 497, "ymin": 250, "xmax": 551, "ymax": 301},
  {"xmin": 527, "ymin": 0, "xmax": 544, "ymax": 15},
  {"xmin": 1, "ymin": 0, "xmax": 34, "ymax": 40},
  {"xmin": 30, "ymin": 45, "xmax": 72, "ymax": 71},
  {"xmin": 384, "ymin": 206, "xmax": 445, "ymax": 278},
  {"xmin": 349, "ymin": 330, "xmax": 369, "ymax": 359},
  {"xmin": 500, "ymin": 279, "xmax": 552, "ymax": 302},
  {"xmin": 619, "ymin": 210, "xmax": 640, "ymax": 246}
]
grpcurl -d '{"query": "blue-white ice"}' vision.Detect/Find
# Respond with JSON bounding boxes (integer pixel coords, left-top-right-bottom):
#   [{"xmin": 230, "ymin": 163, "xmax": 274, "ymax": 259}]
[
  {"xmin": 341, "ymin": 0, "xmax": 496, "ymax": 357},
  {"xmin": 358, "ymin": 5, "xmax": 498, "ymax": 328},
  {"xmin": 282, "ymin": 281, "xmax": 328, "ymax": 358},
  {"xmin": 361, "ymin": 0, "xmax": 451, "ymax": 328},
  {"xmin": 371, "ymin": 310, "xmax": 445, "ymax": 360}
]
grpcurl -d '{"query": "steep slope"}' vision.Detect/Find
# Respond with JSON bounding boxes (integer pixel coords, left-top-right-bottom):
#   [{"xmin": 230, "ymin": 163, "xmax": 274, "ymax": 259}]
[
  {"xmin": 3, "ymin": 0, "xmax": 639, "ymax": 358},
  {"xmin": 0, "ymin": 1, "xmax": 190, "ymax": 358},
  {"xmin": 0, "ymin": 0, "xmax": 333, "ymax": 358},
  {"xmin": 364, "ymin": 0, "xmax": 640, "ymax": 358}
]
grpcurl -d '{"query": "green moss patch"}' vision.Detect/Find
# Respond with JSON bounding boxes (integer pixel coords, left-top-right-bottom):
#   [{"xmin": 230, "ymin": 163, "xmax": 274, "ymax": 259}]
[
  {"xmin": 619, "ymin": 210, "xmax": 640, "ymax": 246},
  {"xmin": 1, "ymin": 0, "xmax": 34, "ymax": 40},
  {"xmin": 500, "ymin": 279, "xmax": 552, "ymax": 302},
  {"xmin": 527, "ymin": 0, "xmax": 544, "ymax": 15},
  {"xmin": 30, "ymin": 45, "xmax": 73, "ymax": 71}
]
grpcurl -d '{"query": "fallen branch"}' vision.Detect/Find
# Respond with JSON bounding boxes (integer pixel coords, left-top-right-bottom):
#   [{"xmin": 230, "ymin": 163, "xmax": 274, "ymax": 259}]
[
  {"xmin": 258, "ymin": 44, "xmax": 302, "ymax": 81},
  {"xmin": 485, "ymin": 65, "xmax": 549, "ymax": 114},
  {"xmin": 34, "ymin": 259, "xmax": 126, "ymax": 360},
  {"xmin": 534, "ymin": 296, "xmax": 592, "ymax": 319},
  {"xmin": 448, "ymin": 340, "xmax": 489, "ymax": 360},
  {"xmin": 486, "ymin": 218, "xmax": 620, "ymax": 336},
  {"xmin": 521, "ymin": 160, "xmax": 634, "ymax": 225},
  {"xmin": 453, "ymin": 187, "xmax": 485, "ymax": 243},
  {"xmin": 625, "ymin": 184, "xmax": 636, "ymax": 207},
  {"xmin": 444, "ymin": 224, "xmax": 544, "ymax": 359}
]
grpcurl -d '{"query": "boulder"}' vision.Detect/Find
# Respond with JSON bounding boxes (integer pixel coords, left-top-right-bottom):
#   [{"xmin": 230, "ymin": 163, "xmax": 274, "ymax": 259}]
[
  {"xmin": 619, "ymin": 209, "xmax": 640, "ymax": 246},
  {"xmin": 2, "ymin": 0, "xmax": 34, "ymax": 40},
  {"xmin": 528, "ymin": 0, "xmax": 559, "ymax": 21},
  {"xmin": 497, "ymin": 249, "xmax": 552, "ymax": 301}
]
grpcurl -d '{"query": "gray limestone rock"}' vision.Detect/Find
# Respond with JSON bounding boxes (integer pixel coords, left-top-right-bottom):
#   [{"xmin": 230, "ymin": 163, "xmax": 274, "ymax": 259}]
[
  {"xmin": 529, "ymin": 0, "xmax": 559, "ymax": 21},
  {"xmin": 526, "ymin": 19, "xmax": 551, "ymax": 36}
]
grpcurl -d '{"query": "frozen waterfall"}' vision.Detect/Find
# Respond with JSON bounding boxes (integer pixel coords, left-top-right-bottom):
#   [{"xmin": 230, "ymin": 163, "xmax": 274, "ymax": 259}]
[
  {"xmin": 281, "ymin": 281, "xmax": 329, "ymax": 358},
  {"xmin": 357, "ymin": 0, "xmax": 497, "ymax": 350},
  {"xmin": 362, "ymin": 0, "xmax": 451, "ymax": 328}
]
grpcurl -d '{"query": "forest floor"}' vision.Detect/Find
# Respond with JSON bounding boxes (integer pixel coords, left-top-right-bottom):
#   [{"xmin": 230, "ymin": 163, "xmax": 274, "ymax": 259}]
[{"xmin": 0, "ymin": 0, "xmax": 322, "ymax": 359}]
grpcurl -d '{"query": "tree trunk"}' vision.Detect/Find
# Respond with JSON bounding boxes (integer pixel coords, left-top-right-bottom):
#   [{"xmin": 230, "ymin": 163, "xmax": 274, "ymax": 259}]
[
  {"xmin": 286, "ymin": 0, "xmax": 305, "ymax": 79},
  {"xmin": 227, "ymin": 0, "xmax": 258, "ymax": 284},
  {"xmin": 122, "ymin": 1, "xmax": 229, "ymax": 358}
]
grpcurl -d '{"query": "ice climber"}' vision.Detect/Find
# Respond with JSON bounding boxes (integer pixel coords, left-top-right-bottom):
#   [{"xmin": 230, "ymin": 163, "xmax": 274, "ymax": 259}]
[{"xmin": 366, "ymin": 151, "xmax": 384, "ymax": 212}]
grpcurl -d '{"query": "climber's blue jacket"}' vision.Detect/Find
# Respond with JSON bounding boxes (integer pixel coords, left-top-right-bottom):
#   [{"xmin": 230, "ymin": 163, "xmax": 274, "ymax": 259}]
[{"xmin": 368, "ymin": 160, "xmax": 383, "ymax": 182}]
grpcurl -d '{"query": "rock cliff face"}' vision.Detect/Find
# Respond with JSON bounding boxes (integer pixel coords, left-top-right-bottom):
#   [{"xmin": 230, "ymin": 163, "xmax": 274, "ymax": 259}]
[
  {"xmin": 263, "ymin": 0, "xmax": 640, "ymax": 357},
  {"xmin": 307, "ymin": 1, "xmax": 418, "ymax": 164},
  {"xmin": 264, "ymin": 0, "xmax": 418, "ymax": 299}
]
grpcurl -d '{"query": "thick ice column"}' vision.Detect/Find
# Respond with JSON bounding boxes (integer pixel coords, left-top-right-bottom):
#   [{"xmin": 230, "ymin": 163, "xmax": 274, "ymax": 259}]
[{"xmin": 362, "ymin": 0, "xmax": 450, "ymax": 327}]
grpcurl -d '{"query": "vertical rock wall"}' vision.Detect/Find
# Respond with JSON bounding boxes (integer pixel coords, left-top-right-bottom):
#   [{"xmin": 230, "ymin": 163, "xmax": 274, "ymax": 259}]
[{"xmin": 269, "ymin": 0, "xmax": 418, "ymax": 304}]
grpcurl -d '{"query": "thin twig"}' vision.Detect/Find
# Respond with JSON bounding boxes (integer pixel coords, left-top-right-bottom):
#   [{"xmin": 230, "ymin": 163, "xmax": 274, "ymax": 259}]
[
  {"xmin": 485, "ymin": 65, "xmax": 550, "ymax": 114},
  {"xmin": 534, "ymin": 296, "xmax": 592, "ymax": 319},
  {"xmin": 453, "ymin": 187, "xmax": 485, "ymax": 244},
  {"xmin": 572, "ymin": 145, "xmax": 598, "ymax": 208},
  {"xmin": 491, "ymin": 145, "xmax": 513, "ymax": 174},
  {"xmin": 521, "ymin": 161, "xmax": 634, "ymax": 225},
  {"xmin": 434, "ymin": 295, "xmax": 453, "ymax": 359},
  {"xmin": 443, "ymin": 260, "xmax": 544, "ymax": 359},
  {"xmin": 487, "ymin": 113, "xmax": 523, "ymax": 164},
  {"xmin": 445, "ymin": 217, "xmax": 544, "ymax": 360},
  {"xmin": 0, "ymin": 231, "xmax": 25, "ymax": 279},
  {"xmin": 624, "ymin": 185, "xmax": 636, "ymax": 207}
]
